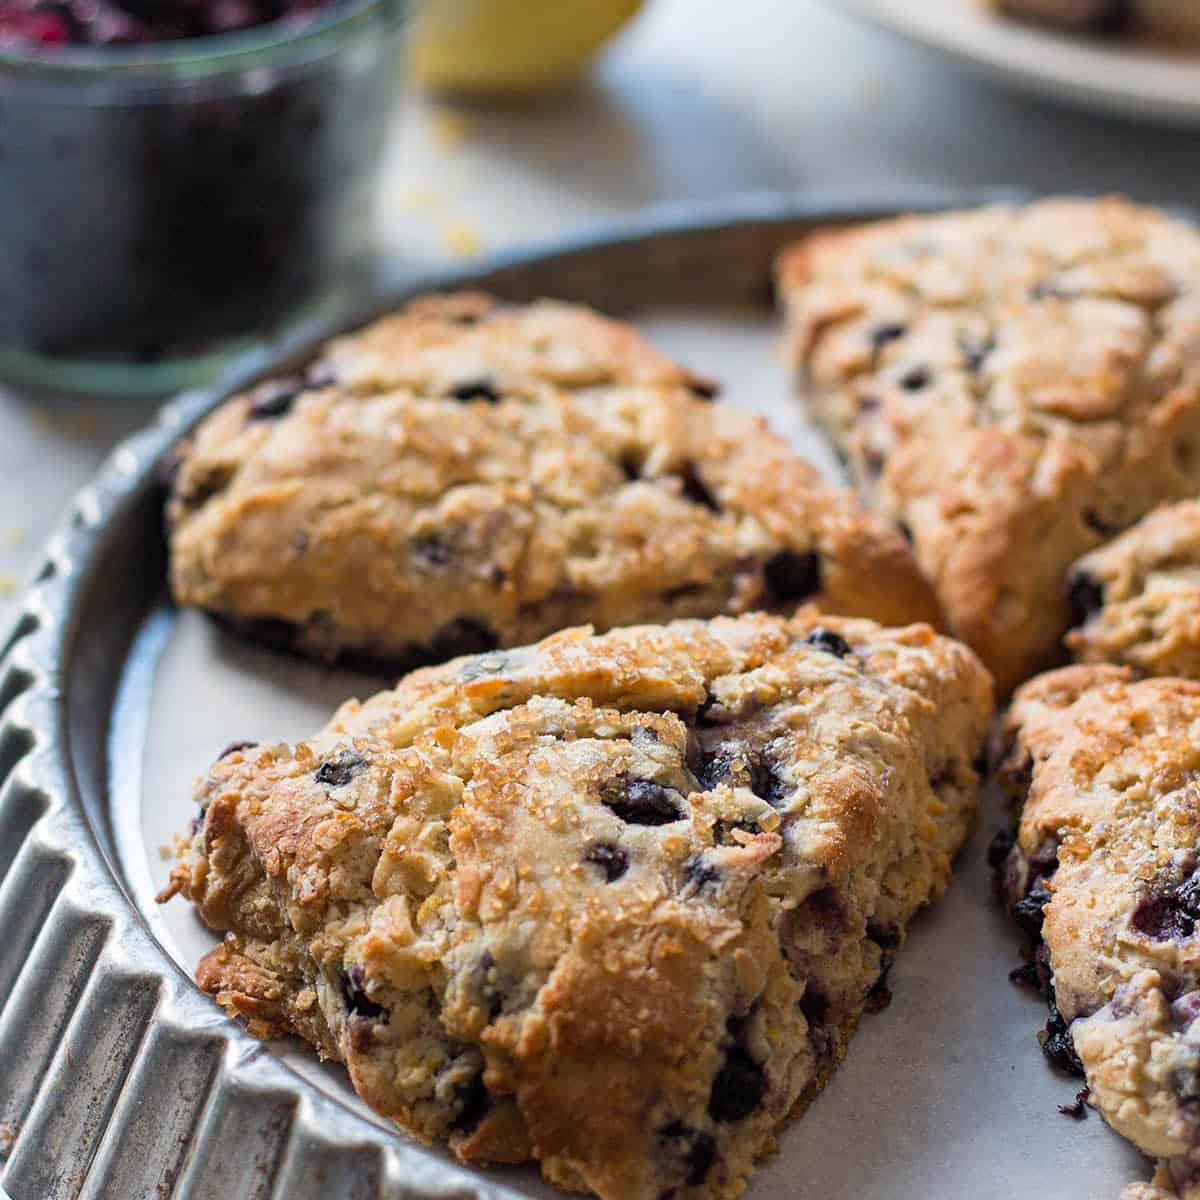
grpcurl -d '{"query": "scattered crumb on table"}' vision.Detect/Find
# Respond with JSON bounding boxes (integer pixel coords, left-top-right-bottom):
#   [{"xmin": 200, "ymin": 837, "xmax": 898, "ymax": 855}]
[
  {"xmin": 442, "ymin": 221, "xmax": 484, "ymax": 257},
  {"xmin": 0, "ymin": 1118, "xmax": 19, "ymax": 1153},
  {"xmin": 859, "ymin": 78, "xmax": 885, "ymax": 110},
  {"xmin": 0, "ymin": 574, "xmax": 17, "ymax": 595},
  {"xmin": 32, "ymin": 408, "xmax": 99, "ymax": 438},
  {"xmin": 431, "ymin": 107, "xmax": 475, "ymax": 148},
  {"xmin": 396, "ymin": 186, "xmax": 444, "ymax": 213}
]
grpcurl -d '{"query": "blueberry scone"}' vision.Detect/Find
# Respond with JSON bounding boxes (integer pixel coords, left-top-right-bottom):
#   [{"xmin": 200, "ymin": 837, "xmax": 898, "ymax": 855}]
[
  {"xmin": 995, "ymin": 665, "xmax": 1200, "ymax": 1199},
  {"xmin": 778, "ymin": 197, "xmax": 1200, "ymax": 694},
  {"xmin": 167, "ymin": 292, "xmax": 939, "ymax": 670},
  {"xmin": 161, "ymin": 609, "xmax": 992, "ymax": 1200},
  {"xmin": 991, "ymin": 0, "xmax": 1200, "ymax": 41},
  {"xmin": 1066, "ymin": 500, "xmax": 1200, "ymax": 680}
]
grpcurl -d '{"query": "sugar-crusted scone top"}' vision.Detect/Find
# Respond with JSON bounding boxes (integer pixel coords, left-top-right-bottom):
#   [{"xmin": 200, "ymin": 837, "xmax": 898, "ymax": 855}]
[
  {"xmin": 164, "ymin": 611, "xmax": 992, "ymax": 1200},
  {"xmin": 166, "ymin": 292, "xmax": 939, "ymax": 669},
  {"xmin": 316, "ymin": 290, "xmax": 708, "ymax": 395},
  {"xmin": 778, "ymin": 197, "xmax": 1200, "ymax": 694},
  {"xmin": 1000, "ymin": 666, "xmax": 1200, "ymax": 1188},
  {"xmin": 1067, "ymin": 500, "xmax": 1200, "ymax": 680}
]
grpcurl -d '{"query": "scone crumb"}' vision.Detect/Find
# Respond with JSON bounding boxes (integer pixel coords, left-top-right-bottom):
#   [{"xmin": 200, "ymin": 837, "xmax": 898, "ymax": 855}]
[
  {"xmin": 396, "ymin": 186, "xmax": 443, "ymax": 214},
  {"xmin": 0, "ymin": 1119, "xmax": 19, "ymax": 1155},
  {"xmin": 441, "ymin": 221, "xmax": 483, "ymax": 258},
  {"xmin": 431, "ymin": 107, "xmax": 475, "ymax": 148}
]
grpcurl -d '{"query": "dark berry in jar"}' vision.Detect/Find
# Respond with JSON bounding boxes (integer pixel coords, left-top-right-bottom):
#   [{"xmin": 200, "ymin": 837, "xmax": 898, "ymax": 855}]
[{"xmin": 0, "ymin": 0, "xmax": 341, "ymax": 48}]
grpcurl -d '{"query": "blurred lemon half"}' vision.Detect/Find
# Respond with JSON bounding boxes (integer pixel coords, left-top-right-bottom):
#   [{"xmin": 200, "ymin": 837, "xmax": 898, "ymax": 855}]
[{"xmin": 410, "ymin": 0, "xmax": 646, "ymax": 96}]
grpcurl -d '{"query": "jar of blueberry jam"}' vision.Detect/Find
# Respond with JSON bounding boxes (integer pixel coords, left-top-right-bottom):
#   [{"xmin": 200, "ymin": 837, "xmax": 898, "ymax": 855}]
[{"xmin": 0, "ymin": 0, "xmax": 406, "ymax": 395}]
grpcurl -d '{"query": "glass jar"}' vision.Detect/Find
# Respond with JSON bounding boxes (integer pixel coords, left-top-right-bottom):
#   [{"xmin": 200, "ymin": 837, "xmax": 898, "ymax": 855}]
[{"xmin": 0, "ymin": 0, "xmax": 407, "ymax": 396}]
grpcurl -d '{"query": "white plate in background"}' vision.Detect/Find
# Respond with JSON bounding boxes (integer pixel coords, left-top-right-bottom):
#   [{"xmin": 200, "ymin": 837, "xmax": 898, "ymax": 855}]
[{"xmin": 819, "ymin": 0, "xmax": 1200, "ymax": 125}]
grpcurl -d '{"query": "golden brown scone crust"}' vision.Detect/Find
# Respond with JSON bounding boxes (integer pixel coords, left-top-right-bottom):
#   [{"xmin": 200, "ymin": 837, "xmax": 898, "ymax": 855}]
[
  {"xmin": 167, "ymin": 292, "xmax": 939, "ymax": 668},
  {"xmin": 777, "ymin": 197, "xmax": 1200, "ymax": 694},
  {"xmin": 162, "ymin": 610, "xmax": 991, "ymax": 1200},
  {"xmin": 1066, "ymin": 500, "xmax": 1200, "ymax": 679},
  {"xmin": 998, "ymin": 666, "xmax": 1200, "ymax": 1198},
  {"xmin": 1125, "ymin": 1166, "xmax": 1200, "ymax": 1200}
]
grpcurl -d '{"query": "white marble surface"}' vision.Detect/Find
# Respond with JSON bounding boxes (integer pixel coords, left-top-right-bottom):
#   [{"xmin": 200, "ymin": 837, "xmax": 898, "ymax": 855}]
[{"xmin": 4, "ymin": 0, "xmax": 1200, "ymax": 628}]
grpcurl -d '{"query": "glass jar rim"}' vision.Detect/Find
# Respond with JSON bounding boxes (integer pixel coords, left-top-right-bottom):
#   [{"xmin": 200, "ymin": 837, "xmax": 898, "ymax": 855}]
[{"xmin": 0, "ymin": 0, "xmax": 406, "ymax": 81}]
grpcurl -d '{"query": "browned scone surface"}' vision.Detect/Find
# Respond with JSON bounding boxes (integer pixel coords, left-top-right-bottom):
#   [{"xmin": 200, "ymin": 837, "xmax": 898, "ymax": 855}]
[
  {"xmin": 1067, "ymin": 500, "xmax": 1200, "ymax": 680},
  {"xmin": 996, "ymin": 666, "xmax": 1200, "ymax": 1199},
  {"xmin": 162, "ymin": 610, "xmax": 992, "ymax": 1200},
  {"xmin": 777, "ymin": 197, "xmax": 1200, "ymax": 694},
  {"xmin": 166, "ymin": 292, "xmax": 939, "ymax": 670}
]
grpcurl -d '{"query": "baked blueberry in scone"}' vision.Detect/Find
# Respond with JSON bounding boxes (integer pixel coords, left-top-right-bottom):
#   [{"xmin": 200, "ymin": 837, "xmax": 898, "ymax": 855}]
[
  {"xmin": 161, "ymin": 609, "xmax": 992, "ymax": 1200},
  {"xmin": 1066, "ymin": 500, "xmax": 1200, "ymax": 680},
  {"xmin": 996, "ymin": 665, "xmax": 1200, "ymax": 1199},
  {"xmin": 777, "ymin": 197, "xmax": 1200, "ymax": 695},
  {"xmin": 166, "ymin": 292, "xmax": 939, "ymax": 671}
]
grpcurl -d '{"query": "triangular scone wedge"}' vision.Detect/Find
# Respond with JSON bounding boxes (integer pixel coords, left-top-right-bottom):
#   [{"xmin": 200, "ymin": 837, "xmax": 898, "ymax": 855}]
[
  {"xmin": 997, "ymin": 665, "xmax": 1200, "ymax": 1199},
  {"xmin": 166, "ymin": 292, "xmax": 940, "ymax": 671},
  {"xmin": 163, "ymin": 609, "xmax": 991, "ymax": 1200},
  {"xmin": 778, "ymin": 197, "xmax": 1200, "ymax": 694}
]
